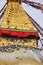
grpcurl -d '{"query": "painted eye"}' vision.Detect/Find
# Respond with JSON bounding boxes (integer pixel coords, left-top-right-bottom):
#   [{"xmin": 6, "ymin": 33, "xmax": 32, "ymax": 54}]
[
  {"xmin": 22, "ymin": 39, "xmax": 31, "ymax": 43},
  {"xmin": 9, "ymin": 39, "xmax": 14, "ymax": 42},
  {"xmin": 14, "ymin": 39, "xmax": 17, "ymax": 42},
  {"xmin": 9, "ymin": 39, "xmax": 17, "ymax": 42},
  {"xmin": 22, "ymin": 39, "xmax": 28, "ymax": 42}
]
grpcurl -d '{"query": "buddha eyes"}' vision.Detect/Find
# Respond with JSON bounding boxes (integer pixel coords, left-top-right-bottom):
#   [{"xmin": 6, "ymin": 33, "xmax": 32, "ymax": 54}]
[
  {"xmin": 9, "ymin": 39, "xmax": 14, "ymax": 42},
  {"xmin": 22, "ymin": 39, "xmax": 31, "ymax": 43}
]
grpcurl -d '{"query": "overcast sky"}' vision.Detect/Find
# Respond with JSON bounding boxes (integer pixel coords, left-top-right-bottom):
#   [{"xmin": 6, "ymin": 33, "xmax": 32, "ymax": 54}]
[
  {"xmin": 0, "ymin": 0, "xmax": 43, "ymax": 10},
  {"xmin": 0, "ymin": 0, "xmax": 7, "ymax": 10},
  {"xmin": 29, "ymin": 0, "xmax": 43, "ymax": 3},
  {"xmin": 0, "ymin": 0, "xmax": 43, "ymax": 9}
]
